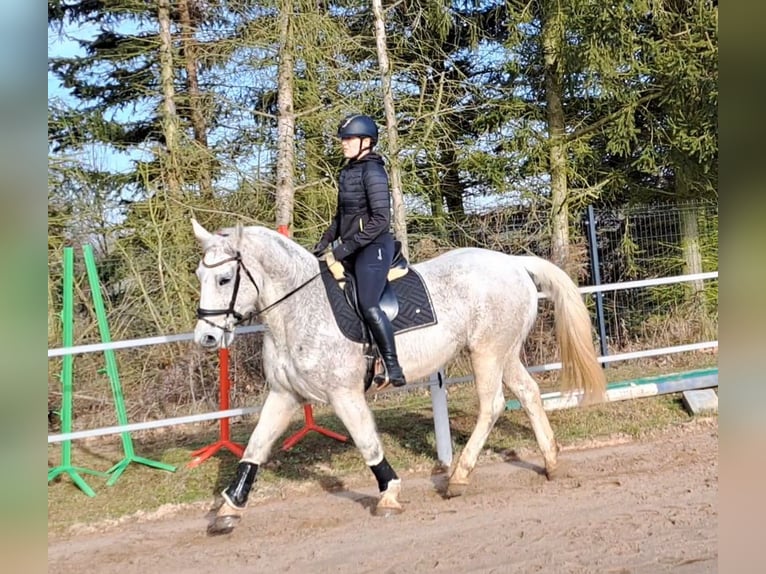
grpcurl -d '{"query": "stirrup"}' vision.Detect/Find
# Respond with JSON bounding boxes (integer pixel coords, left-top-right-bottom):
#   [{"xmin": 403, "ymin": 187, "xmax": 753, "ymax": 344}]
[{"xmin": 374, "ymin": 366, "xmax": 406, "ymax": 390}]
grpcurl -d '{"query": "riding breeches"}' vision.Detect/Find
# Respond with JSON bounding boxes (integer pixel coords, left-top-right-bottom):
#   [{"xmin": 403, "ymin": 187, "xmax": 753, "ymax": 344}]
[{"xmin": 351, "ymin": 233, "xmax": 394, "ymax": 312}]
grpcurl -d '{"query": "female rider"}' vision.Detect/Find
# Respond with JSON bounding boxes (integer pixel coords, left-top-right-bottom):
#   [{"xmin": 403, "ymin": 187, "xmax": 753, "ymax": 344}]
[{"xmin": 313, "ymin": 114, "xmax": 406, "ymax": 388}]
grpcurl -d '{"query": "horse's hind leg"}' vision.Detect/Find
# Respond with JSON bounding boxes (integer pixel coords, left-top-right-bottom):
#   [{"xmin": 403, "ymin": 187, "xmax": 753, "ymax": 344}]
[
  {"xmin": 328, "ymin": 391, "xmax": 403, "ymax": 516},
  {"xmin": 503, "ymin": 358, "xmax": 560, "ymax": 479},
  {"xmin": 447, "ymin": 353, "xmax": 505, "ymax": 498},
  {"xmin": 209, "ymin": 389, "xmax": 301, "ymax": 535}
]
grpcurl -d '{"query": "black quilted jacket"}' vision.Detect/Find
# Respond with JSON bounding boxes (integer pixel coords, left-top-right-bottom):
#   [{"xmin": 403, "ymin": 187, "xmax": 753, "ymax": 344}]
[{"xmin": 319, "ymin": 153, "xmax": 392, "ymax": 252}]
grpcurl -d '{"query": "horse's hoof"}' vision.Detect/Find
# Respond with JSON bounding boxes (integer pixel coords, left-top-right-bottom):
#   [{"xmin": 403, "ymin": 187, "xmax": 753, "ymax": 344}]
[
  {"xmin": 374, "ymin": 504, "xmax": 404, "ymax": 517},
  {"xmin": 207, "ymin": 514, "xmax": 241, "ymax": 536},
  {"xmin": 544, "ymin": 467, "xmax": 558, "ymax": 480},
  {"xmin": 445, "ymin": 482, "xmax": 468, "ymax": 498},
  {"xmin": 545, "ymin": 460, "xmax": 568, "ymax": 480}
]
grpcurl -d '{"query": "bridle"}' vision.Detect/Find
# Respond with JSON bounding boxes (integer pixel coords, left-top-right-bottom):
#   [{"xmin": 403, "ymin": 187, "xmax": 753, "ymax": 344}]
[
  {"xmin": 196, "ymin": 251, "xmax": 257, "ymax": 330},
  {"xmin": 196, "ymin": 250, "xmax": 323, "ymax": 332}
]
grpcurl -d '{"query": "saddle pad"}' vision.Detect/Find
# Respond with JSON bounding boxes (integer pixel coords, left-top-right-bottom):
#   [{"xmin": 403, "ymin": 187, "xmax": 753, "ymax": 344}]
[{"xmin": 319, "ymin": 263, "xmax": 438, "ymax": 344}]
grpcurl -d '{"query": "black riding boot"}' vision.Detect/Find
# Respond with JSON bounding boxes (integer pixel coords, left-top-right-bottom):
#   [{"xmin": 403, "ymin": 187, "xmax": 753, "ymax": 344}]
[{"xmin": 364, "ymin": 306, "xmax": 406, "ymax": 387}]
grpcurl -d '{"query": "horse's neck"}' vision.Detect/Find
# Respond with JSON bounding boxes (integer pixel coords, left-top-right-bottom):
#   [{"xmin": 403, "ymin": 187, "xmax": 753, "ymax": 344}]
[
  {"xmin": 254, "ymin": 234, "xmax": 316, "ymax": 284},
  {"xmin": 244, "ymin": 230, "xmax": 323, "ymax": 332}
]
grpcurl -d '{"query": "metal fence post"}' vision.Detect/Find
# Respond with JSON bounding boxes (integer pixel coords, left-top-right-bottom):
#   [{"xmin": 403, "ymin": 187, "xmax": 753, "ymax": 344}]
[
  {"xmin": 429, "ymin": 369, "xmax": 452, "ymax": 468},
  {"xmin": 586, "ymin": 205, "xmax": 609, "ymax": 360}
]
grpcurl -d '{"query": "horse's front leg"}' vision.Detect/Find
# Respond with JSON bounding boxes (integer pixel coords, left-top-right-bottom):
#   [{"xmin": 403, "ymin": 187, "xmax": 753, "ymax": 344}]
[
  {"xmin": 209, "ymin": 389, "xmax": 300, "ymax": 535},
  {"xmin": 329, "ymin": 391, "xmax": 403, "ymax": 516}
]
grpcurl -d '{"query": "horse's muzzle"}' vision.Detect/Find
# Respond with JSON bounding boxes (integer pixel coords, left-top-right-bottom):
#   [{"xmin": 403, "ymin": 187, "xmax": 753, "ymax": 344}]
[
  {"xmin": 194, "ymin": 321, "xmax": 232, "ymax": 350},
  {"xmin": 198, "ymin": 333, "xmax": 219, "ymax": 349}
]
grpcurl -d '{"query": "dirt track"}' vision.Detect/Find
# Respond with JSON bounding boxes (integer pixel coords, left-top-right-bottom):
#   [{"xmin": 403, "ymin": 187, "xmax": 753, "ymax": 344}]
[{"xmin": 48, "ymin": 417, "xmax": 717, "ymax": 573}]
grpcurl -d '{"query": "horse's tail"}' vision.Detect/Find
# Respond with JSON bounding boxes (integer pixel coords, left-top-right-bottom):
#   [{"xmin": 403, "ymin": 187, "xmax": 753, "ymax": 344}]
[{"xmin": 521, "ymin": 257, "xmax": 607, "ymax": 405}]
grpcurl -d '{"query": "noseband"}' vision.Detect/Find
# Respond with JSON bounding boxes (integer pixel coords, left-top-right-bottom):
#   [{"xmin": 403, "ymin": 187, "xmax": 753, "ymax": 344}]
[{"xmin": 196, "ymin": 250, "xmax": 324, "ymax": 332}]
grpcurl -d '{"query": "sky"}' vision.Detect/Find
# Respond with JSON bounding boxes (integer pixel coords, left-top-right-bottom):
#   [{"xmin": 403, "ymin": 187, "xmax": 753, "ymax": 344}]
[
  {"xmin": 49, "ymin": 20, "xmax": 151, "ymax": 177},
  {"xmin": 48, "ymin": 20, "xmax": 94, "ymax": 100}
]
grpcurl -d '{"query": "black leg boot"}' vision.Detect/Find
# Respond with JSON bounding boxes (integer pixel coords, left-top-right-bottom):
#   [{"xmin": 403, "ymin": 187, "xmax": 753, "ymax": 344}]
[
  {"xmin": 364, "ymin": 306, "xmax": 406, "ymax": 388},
  {"xmin": 222, "ymin": 461, "xmax": 258, "ymax": 509}
]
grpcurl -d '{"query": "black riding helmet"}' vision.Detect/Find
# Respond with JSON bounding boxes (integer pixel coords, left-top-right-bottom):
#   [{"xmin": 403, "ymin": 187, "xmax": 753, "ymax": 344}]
[{"xmin": 337, "ymin": 114, "xmax": 378, "ymax": 144}]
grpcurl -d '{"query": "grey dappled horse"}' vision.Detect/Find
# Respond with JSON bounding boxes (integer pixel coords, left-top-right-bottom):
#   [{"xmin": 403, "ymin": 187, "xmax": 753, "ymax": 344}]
[{"xmin": 191, "ymin": 219, "xmax": 606, "ymax": 535}]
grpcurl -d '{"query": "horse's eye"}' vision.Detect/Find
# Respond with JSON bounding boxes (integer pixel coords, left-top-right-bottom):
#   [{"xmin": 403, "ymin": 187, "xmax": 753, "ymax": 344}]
[{"xmin": 218, "ymin": 276, "xmax": 232, "ymax": 286}]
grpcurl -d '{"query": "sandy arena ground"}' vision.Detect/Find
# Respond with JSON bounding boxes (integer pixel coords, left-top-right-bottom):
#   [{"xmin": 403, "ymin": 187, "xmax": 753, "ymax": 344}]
[{"xmin": 48, "ymin": 417, "xmax": 717, "ymax": 573}]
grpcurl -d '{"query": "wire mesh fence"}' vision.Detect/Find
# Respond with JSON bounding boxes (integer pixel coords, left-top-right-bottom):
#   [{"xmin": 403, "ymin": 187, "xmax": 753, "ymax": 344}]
[{"xmin": 582, "ymin": 200, "xmax": 718, "ymax": 353}]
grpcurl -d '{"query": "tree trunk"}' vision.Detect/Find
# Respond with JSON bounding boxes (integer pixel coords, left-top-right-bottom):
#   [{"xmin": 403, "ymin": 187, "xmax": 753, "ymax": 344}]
[
  {"xmin": 677, "ymin": 195, "xmax": 712, "ymax": 337},
  {"xmin": 442, "ymin": 148, "xmax": 464, "ymax": 218},
  {"xmin": 372, "ymin": 0, "xmax": 409, "ymax": 258},
  {"xmin": 275, "ymin": 1, "xmax": 296, "ymax": 235},
  {"xmin": 542, "ymin": 3, "xmax": 570, "ymax": 274},
  {"xmin": 428, "ymin": 164, "xmax": 446, "ymax": 233},
  {"xmin": 679, "ymin": 202, "xmax": 704, "ymax": 295},
  {"xmin": 178, "ymin": 0, "xmax": 213, "ymax": 199},
  {"xmin": 157, "ymin": 0, "xmax": 181, "ymax": 198}
]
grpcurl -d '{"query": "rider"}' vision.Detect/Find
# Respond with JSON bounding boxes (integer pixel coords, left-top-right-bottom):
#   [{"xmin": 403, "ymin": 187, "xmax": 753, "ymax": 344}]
[{"xmin": 312, "ymin": 114, "xmax": 406, "ymax": 388}]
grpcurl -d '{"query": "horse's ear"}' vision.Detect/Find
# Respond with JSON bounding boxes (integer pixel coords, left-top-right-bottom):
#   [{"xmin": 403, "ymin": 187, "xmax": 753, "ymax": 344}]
[
  {"xmin": 234, "ymin": 222, "xmax": 245, "ymax": 248},
  {"xmin": 191, "ymin": 218, "xmax": 214, "ymax": 246}
]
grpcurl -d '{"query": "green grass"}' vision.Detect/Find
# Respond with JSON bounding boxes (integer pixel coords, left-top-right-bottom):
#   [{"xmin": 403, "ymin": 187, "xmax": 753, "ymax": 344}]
[{"xmin": 48, "ymin": 376, "xmax": 713, "ymax": 537}]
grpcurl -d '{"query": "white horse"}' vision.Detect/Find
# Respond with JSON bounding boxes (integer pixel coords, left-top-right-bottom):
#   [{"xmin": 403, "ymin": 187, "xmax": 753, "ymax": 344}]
[{"xmin": 191, "ymin": 219, "xmax": 606, "ymax": 535}]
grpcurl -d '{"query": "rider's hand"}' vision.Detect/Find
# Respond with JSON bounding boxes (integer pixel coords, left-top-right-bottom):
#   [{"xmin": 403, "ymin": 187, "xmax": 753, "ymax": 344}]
[
  {"xmin": 332, "ymin": 242, "xmax": 356, "ymax": 262},
  {"xmin": 312, "ymin": 241, "xmax": 329, "ymax": 258}
]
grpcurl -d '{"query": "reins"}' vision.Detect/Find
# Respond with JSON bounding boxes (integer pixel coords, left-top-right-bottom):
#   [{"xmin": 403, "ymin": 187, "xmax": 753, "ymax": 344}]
[{"xmin": 196, "ymin": 250, "xmax": 325, "ymax": 332}]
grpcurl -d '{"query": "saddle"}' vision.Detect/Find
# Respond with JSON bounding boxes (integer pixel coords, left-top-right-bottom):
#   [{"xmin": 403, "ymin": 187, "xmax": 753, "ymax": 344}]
[
  {"xmin": 322, "ymin": 241, "xmax": 410, "ymax": 391},
  {"xmin": 324, "ymin": 241, "xmax": 409, "ymax": 322}
]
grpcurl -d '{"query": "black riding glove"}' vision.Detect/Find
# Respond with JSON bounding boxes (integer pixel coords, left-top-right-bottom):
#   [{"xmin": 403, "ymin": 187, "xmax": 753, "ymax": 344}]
[
  {"xmin": 312, "ymin": 241, "xmax": 329, "ymax": 257},
  {"xmin": 332, "ymin": 242, "xmax": 356, "ymax": 262}
]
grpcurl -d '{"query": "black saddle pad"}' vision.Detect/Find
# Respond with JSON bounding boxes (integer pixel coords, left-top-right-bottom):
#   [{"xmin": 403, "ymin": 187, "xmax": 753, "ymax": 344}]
[{"xmin": 319, "ymin": 263, "xmax": 438, "ymax": 344}]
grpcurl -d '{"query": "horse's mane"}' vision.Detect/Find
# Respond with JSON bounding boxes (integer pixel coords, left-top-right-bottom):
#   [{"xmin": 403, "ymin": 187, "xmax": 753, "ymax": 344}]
[
  {"xmin": 242, "ymin": 226, "xmax": 309, "ymax": 256},
  {"xmin": 213, "ymin": 225, "xmax": 301, "ymax": 254},
  {"xmin": 217, "ymin": 225, "xmax": 315, "ymax": 284}
]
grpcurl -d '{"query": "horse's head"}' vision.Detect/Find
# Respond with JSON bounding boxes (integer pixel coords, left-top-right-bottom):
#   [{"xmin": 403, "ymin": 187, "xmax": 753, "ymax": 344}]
[{"xmin": 191, "ymin": 218, "xmax": 259, "ymax": 350}]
